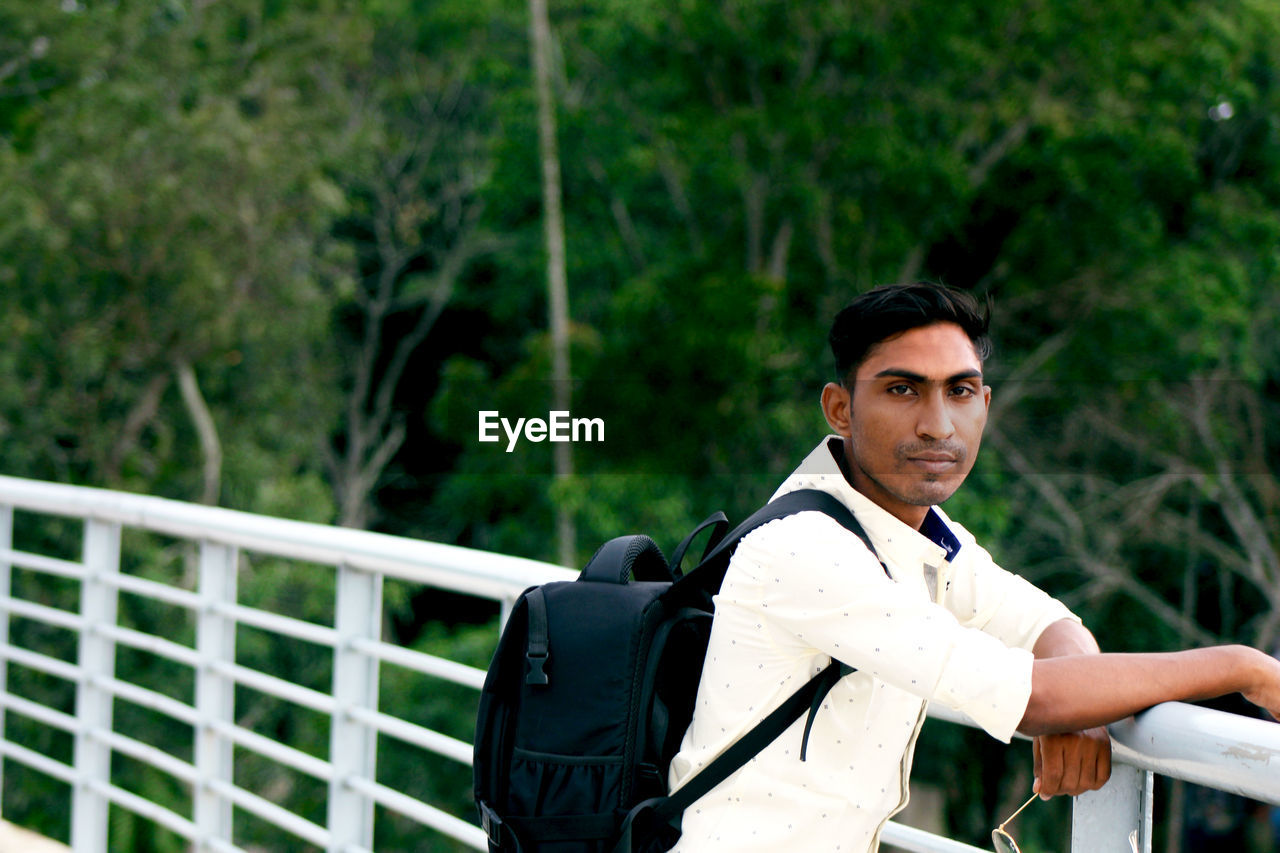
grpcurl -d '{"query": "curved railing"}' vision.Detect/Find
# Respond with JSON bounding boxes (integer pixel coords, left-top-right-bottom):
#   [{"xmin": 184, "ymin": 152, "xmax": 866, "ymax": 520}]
[{"xmin": 0, "ymin": 475, "xmax": 1274, "ymax": 852}]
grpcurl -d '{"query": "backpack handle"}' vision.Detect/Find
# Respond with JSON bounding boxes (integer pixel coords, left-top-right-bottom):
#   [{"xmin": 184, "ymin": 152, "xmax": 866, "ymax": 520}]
[
  {"xmin": 581, "ymin": 534, "xmax": 672, "ymax": 584},
  {"xmin": 665, "ymin": 489, "xmax": 882, "ymax": 604},
  {"xmin": 668, "ymin": 511, "xmax": 730, "ymax": 579}
]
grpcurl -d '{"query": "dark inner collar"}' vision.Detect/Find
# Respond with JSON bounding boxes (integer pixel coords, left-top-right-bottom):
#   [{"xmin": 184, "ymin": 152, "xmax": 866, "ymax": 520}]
[{"xmin": 920, "ymin": 508, "xmax": 961, "ymax": 561}]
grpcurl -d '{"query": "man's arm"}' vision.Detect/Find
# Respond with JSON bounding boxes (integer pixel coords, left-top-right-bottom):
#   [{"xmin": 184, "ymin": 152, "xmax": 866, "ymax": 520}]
[
  {"xmin": 1030, "ymin": 619, "xmax": 1111, "ymax": 798},
  {"xmin": 1021, "ymin": 643, "xmax": 1280, "ymax": 736}
]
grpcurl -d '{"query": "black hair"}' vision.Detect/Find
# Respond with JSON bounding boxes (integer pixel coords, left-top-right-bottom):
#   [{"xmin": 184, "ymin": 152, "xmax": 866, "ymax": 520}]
[{"xmin": 828, "ymin": 282, "xmax": 992, "ymax": 383}]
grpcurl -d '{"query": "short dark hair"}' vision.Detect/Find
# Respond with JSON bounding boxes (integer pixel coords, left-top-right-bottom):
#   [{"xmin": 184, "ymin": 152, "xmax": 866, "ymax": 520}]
[{"xmin": 828, "ymin": 282, "xmax": 992, "ymax": 382}]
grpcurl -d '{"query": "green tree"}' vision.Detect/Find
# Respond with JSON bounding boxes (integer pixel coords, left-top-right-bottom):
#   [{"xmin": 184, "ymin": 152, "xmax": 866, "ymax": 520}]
[
  {"xmin": 0, "ymin": 0, "xmax": 358, "ymax": 519},
  {"xmin": 322, "ymin": 8, "xmax": 502, "ymax": 530}
]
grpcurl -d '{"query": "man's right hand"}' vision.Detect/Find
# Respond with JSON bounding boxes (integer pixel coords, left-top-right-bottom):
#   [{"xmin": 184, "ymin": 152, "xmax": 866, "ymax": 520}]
[{"xmin": 1239, "ymin": 647, "xmax": 1280, "ymax": 720}]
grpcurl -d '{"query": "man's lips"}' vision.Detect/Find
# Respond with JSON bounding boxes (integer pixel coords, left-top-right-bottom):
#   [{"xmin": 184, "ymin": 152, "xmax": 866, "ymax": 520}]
[{"xmin": 907, "ymin": 453, "xmax": 957, "ymax": 473}]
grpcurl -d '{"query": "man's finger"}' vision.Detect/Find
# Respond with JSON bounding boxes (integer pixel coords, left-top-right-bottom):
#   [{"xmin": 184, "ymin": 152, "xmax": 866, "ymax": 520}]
[
  {"xmin": 1047, "ymin": 728, "xmax": 1111, "ymax": 796},
  {"xmin": 1091, "ymin": 730, "xmax": 1112, "ymax": 791},
  {"xmin": 1072, "ymin": 727, "xmax": 1111, "ymax": 794},
  {"xmin": 1036, "ymin": 736, "xmax": 1064, "ymax": 798},
  {"xmin": 1032, "ymin": 736, "xmax": 1043, "ymax": 797},
  {"xmin": 1057, "ymin": 743, "xmax": 1084, "ymax": 796}
]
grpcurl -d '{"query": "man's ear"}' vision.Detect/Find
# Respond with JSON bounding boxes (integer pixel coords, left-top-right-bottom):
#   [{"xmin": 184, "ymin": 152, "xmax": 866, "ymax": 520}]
[{"xmin": 821, "ymin": 382, "xmax": 851, "ymax": 435}]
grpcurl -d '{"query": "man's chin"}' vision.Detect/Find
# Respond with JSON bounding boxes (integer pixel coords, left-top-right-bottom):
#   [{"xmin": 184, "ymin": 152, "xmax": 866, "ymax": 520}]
[
  {"xmin": 899, "ymin": 480, "xmax": 961, "ymax": 507},
  {"xmin": 854, "ymin": 468, "xmax": 963, "ymax": 511}
]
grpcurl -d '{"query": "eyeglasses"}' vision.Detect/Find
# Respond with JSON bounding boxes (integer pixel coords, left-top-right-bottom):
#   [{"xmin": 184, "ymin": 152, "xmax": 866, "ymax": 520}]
[{"xmin": 992, "ymin": 792, "xmax": 1141, "ymax": 853}]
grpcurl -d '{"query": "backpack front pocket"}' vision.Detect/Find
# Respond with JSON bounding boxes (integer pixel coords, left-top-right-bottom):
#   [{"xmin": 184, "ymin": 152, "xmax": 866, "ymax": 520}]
[{"xmin": 509, "ymin": 748, "xmax": 625, "ymax": 817}]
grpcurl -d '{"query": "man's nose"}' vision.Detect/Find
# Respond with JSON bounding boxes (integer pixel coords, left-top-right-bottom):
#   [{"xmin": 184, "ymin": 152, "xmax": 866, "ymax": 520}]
[{"xmin": 916, "ymin": 393, "xmax": 955, "ymax": 439}]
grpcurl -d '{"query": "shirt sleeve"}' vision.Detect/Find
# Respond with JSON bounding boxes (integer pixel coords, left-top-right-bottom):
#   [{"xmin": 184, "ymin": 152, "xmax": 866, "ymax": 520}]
[
  {"xmin": 943, "ymin": 532, "xmax": 1081, "ymax": 651},
  {"xmin": 722, "ymin": 512, "xmax": 1035, "ymax": 743}
]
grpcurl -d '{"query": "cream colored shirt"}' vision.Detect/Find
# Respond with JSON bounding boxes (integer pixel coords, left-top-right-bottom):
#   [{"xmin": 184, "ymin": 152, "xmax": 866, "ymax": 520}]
[{"xmin": 668, "ymin": 438, "xmax": 1079, "ymax": 853}]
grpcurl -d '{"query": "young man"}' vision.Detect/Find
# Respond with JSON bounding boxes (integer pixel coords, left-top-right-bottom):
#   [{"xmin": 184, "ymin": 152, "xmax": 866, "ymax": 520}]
[{"xmin": 667, "ymin": 282, "xmax": 1280, "ymax": 852}]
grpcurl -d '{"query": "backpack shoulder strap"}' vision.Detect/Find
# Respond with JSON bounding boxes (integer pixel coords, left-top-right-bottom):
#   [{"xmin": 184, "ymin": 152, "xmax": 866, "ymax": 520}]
[
  {"xmin": 614, "ymin": 489, "xmax": 888, "ymax": 852},
  {"xmin": 669, "ymin": 488, "xmax": 878, "ymax": 600},
  {"xmin": 612, "ymin": 659, "xmax": 846, "ymax": 852},
  {"xmin": 763, "ymin": 488, "xmax": 875, "ymax": 553}
]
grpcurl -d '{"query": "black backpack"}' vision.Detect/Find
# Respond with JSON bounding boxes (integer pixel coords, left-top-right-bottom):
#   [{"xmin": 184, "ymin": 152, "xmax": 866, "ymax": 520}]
[{"xmin": 472, "ymin": 489, "xmax": 881, "ymax": 853}]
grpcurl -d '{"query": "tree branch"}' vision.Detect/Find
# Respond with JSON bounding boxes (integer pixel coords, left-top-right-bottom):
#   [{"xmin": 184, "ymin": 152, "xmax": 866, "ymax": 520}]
[
  {"xmin": 990, "ymin": 425, "xmax": 1220, "ymax": 646},
  {"xmin": 175, "ymin": 360, "xmax": 222, "ymax": 506},
  {"xmin": 106, "ymin": 372, "xmax": 170, "ymax": 484}
]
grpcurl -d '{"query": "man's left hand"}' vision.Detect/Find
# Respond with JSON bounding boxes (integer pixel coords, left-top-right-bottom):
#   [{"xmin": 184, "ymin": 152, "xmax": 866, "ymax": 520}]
[{"xmin": 1032, "ymin": 727, "xmax": 1111, "ymax": 798}]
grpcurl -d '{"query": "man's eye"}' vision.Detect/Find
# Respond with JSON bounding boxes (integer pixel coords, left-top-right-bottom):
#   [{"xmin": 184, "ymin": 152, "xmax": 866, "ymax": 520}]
[
  {"xmin": 887, "ymin": 384, "xmax": 913, "ymax": 395},
  {"xmin": 950, "ymin": 386, "xmax": 976, "ymax": 398}
]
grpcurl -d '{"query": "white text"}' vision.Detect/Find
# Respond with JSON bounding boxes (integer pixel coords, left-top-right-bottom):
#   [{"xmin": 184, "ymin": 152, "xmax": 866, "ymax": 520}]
[{"xmin": 478, "ymin": 411, "xmax": 605, "ymax": 452}]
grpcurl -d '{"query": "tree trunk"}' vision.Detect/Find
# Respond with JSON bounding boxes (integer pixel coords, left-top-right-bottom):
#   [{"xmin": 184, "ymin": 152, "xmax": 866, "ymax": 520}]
[{"xmin": 529, "ymin": 0, "xmax": 575, "ymax": 567}]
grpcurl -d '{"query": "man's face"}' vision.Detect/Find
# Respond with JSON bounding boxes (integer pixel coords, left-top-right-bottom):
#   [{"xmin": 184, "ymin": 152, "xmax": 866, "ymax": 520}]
[{"xmin": 822, "ymin": 322, "xmax": 991, "ymax": 528}]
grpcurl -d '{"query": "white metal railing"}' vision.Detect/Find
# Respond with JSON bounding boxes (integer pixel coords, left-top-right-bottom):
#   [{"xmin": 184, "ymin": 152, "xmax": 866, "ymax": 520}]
[
  {"xmin": 0, "ymin": 474, "xmax": 572, "ymax": 852},
  {"xmin": 0, "ymin": 475, "xmax": 1274, "ymax": 852}
]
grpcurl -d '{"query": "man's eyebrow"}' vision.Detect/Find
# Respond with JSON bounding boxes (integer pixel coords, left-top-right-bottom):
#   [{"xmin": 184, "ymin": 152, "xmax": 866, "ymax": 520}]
[{"xmin": 872, "ymin": 368, "xmax": 984, "ymax": 383}]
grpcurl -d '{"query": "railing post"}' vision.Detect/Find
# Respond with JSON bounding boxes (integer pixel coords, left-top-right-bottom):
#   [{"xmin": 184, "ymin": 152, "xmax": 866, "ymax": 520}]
[
  {"xmin": 0, "ymin": 505, "xmax": 12, "ymax": 810},
  {"xmin": 72, "ymin": 519, "xmax": 122, "ymax": 853},
  {"xmin": 327, "ymin": 562, "xmax": 382, "ymax": 852},
  {"xmin": 194, "ymin": 542, "xmax": 238, "ymax": 850},
  {"xmin": 1071, "ymin": 762, "xmax": 1153, "ymax": 853}
]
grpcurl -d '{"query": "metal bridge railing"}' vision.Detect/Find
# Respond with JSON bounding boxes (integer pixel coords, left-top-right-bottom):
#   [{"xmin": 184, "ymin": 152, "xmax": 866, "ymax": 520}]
[
  {"xmin": 0, "ymin": 474, "xmax": 571, "ymax": 852},
  {"xmin": 0, "ymin": 474, "xmax": 1274, "ymax": 852}
]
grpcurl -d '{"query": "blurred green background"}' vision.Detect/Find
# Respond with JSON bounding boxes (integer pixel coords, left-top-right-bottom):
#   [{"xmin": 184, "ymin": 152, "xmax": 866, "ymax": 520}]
[{"xmin": 1, "ymin": 0, "xmax": 1278, "ymax": 850}]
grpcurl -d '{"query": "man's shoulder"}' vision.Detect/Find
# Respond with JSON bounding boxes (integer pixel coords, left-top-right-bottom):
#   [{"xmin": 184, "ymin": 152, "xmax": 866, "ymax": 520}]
[{"xmin": 735, "ymin": 507, "xmax": 879, "ymax": 564}]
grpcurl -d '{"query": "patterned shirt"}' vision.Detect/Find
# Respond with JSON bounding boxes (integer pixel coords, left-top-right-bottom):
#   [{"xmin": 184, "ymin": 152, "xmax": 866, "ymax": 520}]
[{"xmin": 667, "ymin": 437, "xmax": 1079, "ymax": 852}]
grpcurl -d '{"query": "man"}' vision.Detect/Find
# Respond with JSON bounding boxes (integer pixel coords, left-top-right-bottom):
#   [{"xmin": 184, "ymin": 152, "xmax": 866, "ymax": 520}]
[{"xmin": 667, "ymin": 282, "xmax": 1280, "ymax": 852}]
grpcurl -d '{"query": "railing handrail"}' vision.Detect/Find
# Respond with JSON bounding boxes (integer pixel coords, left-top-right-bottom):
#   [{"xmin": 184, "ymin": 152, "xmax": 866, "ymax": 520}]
[
  {"xmin": 0, "ymin": 474, "xmax": 576, "ymax": 598},
  {"xmin": 928, "ymin": 700, "xmax": 1280, "ymax": 806},
  {"xmin": 1109, "ymin": 701, "xmax": 1280, "ymax": 803}
]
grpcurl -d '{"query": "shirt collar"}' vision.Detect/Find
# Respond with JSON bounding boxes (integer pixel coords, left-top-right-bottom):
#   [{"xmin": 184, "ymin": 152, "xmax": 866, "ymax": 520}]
[{"xmin": 771, "ymin": 436, "xmax": 962, "ymax": 567}]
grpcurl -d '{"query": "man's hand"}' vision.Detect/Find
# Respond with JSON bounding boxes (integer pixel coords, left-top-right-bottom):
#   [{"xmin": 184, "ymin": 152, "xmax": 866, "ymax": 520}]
[
  {"xmin": 1032, "ymin": 727, "xmax": 1111, "ymax": 798},
  {"xmin": 1239, "ymin": 647, "xmax": 1280, "ymax": 721}
]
